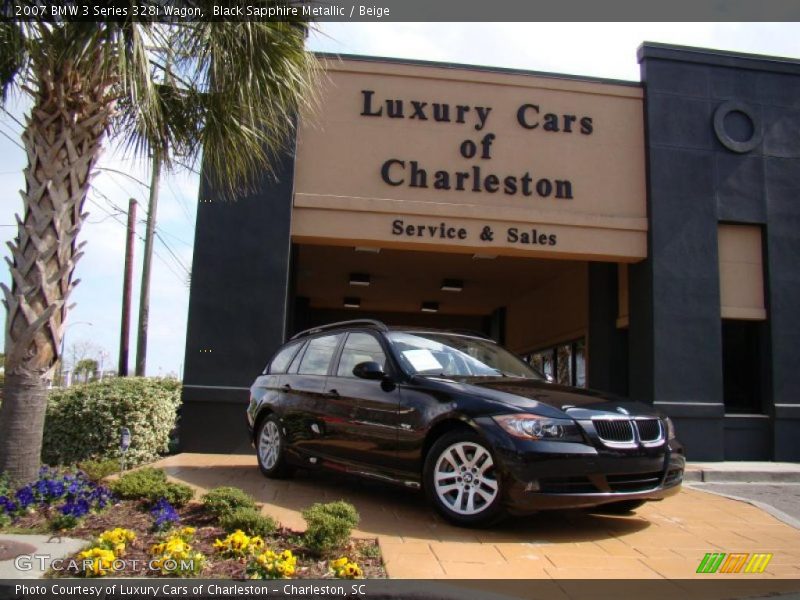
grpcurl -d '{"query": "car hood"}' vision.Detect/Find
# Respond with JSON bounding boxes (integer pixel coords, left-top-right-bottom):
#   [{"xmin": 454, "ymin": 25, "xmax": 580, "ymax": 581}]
[{"xmin": 430, "ymin": 376, "xmax": 660, "ymax": 419}]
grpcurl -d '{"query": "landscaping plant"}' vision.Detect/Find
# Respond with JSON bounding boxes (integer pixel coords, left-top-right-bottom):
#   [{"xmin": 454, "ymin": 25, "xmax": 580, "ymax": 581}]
[
  {"xmin": 0, "ymin": 466, "xmax": 114, "ymax": 530},
  {"xmin": 218, "ymin": 507, "xmax": 276, "ymax": 537},
  {"xmin": 213, "ymin": 530, "xmax": 264, "ymax": 558},
  {"xmin": 150, "ymin": 498, "xmax": 180, "ymax": 532},
  {"xmin": 109, "ymin": 468, "xmax": 194, "ymax": 507},
  {"xmin": 247, "ymin": 549, "xmax": 298, "ymax": 579},
  {"xmin": 149, "ymin": 527, "xmax": 206, "ymax": 577},
  {"xmin": 330, "ymin": 556, "xmax": 364, "ymax": 579},
  {"xmin": 201, "ymin": 486, "xmax": 257, "ymax": 518},
  {"xmin": 301, "ymin": 501, "xmax": 360, "ymax": 555},
  {"xmin": 42, "ymin": 378, "xmax": 181, "ymax": 466},
  {"xmin": 76, "ymin": 458, "xmax": 119, "ymax": 482}
]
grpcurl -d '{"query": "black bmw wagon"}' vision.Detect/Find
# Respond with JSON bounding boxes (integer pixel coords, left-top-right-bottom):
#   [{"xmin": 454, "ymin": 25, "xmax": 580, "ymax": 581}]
[{"xmin": 247, "ymin": 320, "xmax": 684, "ymax": 526}]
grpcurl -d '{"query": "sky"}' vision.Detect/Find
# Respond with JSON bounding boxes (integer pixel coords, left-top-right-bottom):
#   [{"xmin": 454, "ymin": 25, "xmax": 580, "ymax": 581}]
[{"xmin": 1, "ymin": 22, "xmax": 798, "ymax": 377}]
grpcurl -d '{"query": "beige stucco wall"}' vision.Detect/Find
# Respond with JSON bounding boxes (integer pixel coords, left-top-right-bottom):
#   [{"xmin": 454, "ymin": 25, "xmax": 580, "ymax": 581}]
[
  {"xmin": 718, "ymin": 224, "xmax": 766, "ymax": 320},
  {"xmin": 505, "ymin": 263, "xmax": 588, "ymax": 353},
  {"xmin": 292, "ymin": 58, "xmax": 647, "ymax": 262}
]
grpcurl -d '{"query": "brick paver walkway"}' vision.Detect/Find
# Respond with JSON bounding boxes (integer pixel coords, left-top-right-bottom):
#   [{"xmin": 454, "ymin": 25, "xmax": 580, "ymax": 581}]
[{"xmin": 152, "ymin": 453, "xmax": 800, "ymax": 580}]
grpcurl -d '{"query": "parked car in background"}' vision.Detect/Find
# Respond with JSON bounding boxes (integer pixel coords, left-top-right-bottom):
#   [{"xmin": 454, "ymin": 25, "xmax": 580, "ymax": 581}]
[{"xmin": 247, "ymin": 320, "xmax": 685, "ymax": 526}]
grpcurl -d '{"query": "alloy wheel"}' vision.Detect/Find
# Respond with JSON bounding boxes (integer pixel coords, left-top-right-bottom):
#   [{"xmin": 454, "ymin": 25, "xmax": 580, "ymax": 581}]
[
  {"xmin": 259, "ymin": 420, "xmax": 281, "ymax": 470},
  {"xmin": 433, "ymin": 441, "xmax": 499, "ymax": 516}
]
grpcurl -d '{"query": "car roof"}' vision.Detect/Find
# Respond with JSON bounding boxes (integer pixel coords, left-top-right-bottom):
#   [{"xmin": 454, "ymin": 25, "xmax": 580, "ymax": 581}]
[{"xmin": 289, "ymin": 320, "xmax": 495, "ymax": 343}]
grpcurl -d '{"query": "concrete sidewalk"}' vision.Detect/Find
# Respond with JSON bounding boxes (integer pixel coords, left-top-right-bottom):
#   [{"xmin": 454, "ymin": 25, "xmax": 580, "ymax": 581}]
[
  {"xmin": 151, "ymin": 453, "xmax": 800, "ymax": 580},
  {"xmin": 685, "ymin": 462, "xmax": 800, "ymax": 483}
]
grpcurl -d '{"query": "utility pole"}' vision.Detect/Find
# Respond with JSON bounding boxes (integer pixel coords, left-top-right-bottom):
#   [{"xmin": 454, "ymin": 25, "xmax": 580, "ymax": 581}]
[
  {"xmin": 118, "ymin": 198, "xmax": 136, "ymax": 376},
  {"xmin": 135, "ymin": 157, "xmax": 160, "ymax": 376}
]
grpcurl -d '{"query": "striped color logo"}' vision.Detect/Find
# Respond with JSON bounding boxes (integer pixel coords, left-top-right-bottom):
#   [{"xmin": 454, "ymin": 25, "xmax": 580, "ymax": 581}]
[{"xmin": 696, "ymin": 552, "xmax": 773, "ymax": 574}]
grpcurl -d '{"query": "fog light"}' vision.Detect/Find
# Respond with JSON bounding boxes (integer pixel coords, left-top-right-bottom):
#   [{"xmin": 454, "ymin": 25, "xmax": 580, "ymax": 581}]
[{"xmin": 524, "ymin": 480, "xmax": 540, "ymax": 492}]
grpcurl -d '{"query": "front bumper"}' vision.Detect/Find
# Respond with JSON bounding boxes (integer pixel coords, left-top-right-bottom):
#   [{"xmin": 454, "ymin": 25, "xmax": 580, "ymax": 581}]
[{"xmin": 482, "ymin": 423, "xmax": 686, "ymax": 514}]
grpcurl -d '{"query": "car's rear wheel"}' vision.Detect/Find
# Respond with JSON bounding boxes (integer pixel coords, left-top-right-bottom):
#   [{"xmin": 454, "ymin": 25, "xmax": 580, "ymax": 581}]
[
  {"xmin": 256, "ymin": 415, "xmax": 293, "ymax": 478},
  {"xmin": 424, "ymin": 430, "xmax": 506, "ymax": 527},
  {"xmin": 589, "ymin": 499, "xmax": 646, "ymax": 514}
]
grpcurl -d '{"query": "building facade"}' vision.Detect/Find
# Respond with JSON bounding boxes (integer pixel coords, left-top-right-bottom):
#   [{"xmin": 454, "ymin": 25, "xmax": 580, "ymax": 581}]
[{"xmin": 180, "ymin": 43, "xmax": 800, "ymax": 461}]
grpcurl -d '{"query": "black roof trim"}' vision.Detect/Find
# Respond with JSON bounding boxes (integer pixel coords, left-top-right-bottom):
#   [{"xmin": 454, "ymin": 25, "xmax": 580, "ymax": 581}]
[
  {"xmin": 637, "ymin": 42, "xmax": 800, "ymax": 75},
  {"xmin": 290, "ymin": 319, "xmax": 389, "ymax": 340}
]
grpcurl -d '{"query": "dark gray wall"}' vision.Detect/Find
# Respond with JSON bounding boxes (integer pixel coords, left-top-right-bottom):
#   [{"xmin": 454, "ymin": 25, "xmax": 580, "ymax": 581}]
[
  {"xmin": 635, "ymin": 43, "xmax": 800, "ymax": 460},
  {"xmin": 588, "ymin": 263, "xmax": 628, "ymax": 396},
  {"xmin": 179, "ymin": 150, "xmax": 296, "ymax": 452}
]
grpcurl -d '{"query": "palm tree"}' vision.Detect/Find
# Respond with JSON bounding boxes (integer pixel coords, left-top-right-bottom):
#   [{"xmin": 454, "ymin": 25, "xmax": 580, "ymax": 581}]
[{"xmin": 0, "ymin": 9, "xmax": 318, "ymax": 484}]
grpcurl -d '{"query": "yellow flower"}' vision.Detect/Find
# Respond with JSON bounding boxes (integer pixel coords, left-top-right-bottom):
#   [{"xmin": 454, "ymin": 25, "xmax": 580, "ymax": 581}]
[
  {"xmin": 331, "ymin": 557, "xmax": 349, "ymax": 569},
  {"xmin": 77, "ymin": 547, "xmax": 116, "ymax": 577}
]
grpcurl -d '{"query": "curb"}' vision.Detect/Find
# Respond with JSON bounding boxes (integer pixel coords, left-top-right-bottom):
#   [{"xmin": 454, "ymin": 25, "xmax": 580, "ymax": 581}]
[
  {"xmin": 684, "ymin": 469, "xmax": 800, "ymax": 484},
  {"xmin": 685, "ymin": 483, "xmax": 800, "ymax": 530}
]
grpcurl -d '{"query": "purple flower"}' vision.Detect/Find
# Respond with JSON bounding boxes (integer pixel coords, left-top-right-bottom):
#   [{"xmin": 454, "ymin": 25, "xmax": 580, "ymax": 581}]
[
  {"xmin": 47, "ymin": 479, "xmax": 65, "ymax": 498},
  {"xmin": 150, "ymin": 498, "xmax": 180, "ymax": 531},
  {"xmin": 60, "ymin": 498, "xmax": 90, "ymax": 518},
  {"xmin": 0, "ymin": 496, "xmax": 17, "ymax": 515},
  {"xmin": 15, "ymin": 486, "xmax": 35, "ymax": 509}
]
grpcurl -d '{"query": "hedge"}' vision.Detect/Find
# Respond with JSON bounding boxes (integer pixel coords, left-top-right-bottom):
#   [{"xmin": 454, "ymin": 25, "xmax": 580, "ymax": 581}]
[{"xmin": 42, "ymin": 377, "xmax": 181, "ymax": 466}]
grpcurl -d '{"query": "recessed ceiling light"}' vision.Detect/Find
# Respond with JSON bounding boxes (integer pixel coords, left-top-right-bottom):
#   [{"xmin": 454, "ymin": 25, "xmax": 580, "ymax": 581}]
[
  {"xmin": 354, "ymin": 246, "xmax": 381, "ymax": 254},
  {"xmin": 421, "ymin": 301, "xmax": 439, "ymax": 313},
  {"xmin": 441, "ymin": 278, "xmax": 463, "ymax": 292},
  {"xmin": 472, "ymin": 253, "xmax": 497, "ymax": 260},
  {"xmin": 343, "ymin": 297, "xmax": 361, "ymax": 308},
  {"xmin": 349, "ymin": 273, "xmax": 370, "ymax": 287}
]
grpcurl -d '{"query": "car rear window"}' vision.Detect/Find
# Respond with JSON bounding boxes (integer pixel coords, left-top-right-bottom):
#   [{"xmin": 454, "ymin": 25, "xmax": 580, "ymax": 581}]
[
  {"xmin": 266, "ymin": 340, "xmax": 302, "ymax": 374},
  {"xmin": 297, "ymin": 334, "xmax": 343, "ymax": 375}
]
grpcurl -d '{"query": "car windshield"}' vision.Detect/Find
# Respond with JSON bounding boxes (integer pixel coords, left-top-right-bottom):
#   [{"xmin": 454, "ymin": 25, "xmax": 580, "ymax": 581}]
[{"xmin": 387, "ymin": 332, "xmax": 543, "ymax": 379}]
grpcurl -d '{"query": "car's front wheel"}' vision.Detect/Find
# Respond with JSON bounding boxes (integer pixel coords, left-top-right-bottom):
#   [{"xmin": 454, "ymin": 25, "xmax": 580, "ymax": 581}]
[
  {"xmin": 424, "ymin": 430, "xmax": 506, "ymax": 527},
  {"xmin": 256, "ymin": 415, "xmax": 293, "ymax": 478}
]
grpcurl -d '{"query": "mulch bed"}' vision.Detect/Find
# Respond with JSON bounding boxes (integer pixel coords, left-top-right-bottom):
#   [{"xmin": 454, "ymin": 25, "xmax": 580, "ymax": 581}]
[{"xmin": 5, "ymin": 500, "xmax": 385, "ymax": 579}]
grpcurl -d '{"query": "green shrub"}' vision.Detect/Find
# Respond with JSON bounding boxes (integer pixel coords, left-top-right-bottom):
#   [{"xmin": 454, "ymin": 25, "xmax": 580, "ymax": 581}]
[
  {"xmin": 302, "ymin": 501, "xmax": 360, "ymax": 555},
  {"xmin": 109, "ymin": 468, "xmax": 194, "ymax": 507},
  {"xmin": 110, "ymin": 467, "xmax": 166, "ymax": 499},
  {"xmin": 219, "ymin": 507, "xmax": 277, "ymax": 537},
  {"xmin": 77, "ymin": 458, "xmax": 119, "ymax": 482},
  {"xmin": 42, "ymin": 377, "xmax": 181, "ymax": 466},
  {"xmin": 158, "ymin": 482, "xmax": 194, "ymax": 507},
  {"xmin": 201, "ymin": 486, "xmax": 257, "ymax": 518},
  {"xmin": 49, "ymin": 514, "xmax": 80, "ymax": 531}
]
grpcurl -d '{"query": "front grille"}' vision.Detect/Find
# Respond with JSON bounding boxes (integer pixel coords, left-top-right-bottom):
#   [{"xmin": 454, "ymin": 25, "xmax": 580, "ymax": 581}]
[
  {"xmin": 593, "ymin": 419, "xmax": 635, "ymax": 443},
  {"xmin": 635, "ymin": 419, "xmax": 663, "ymax": 443},
  {"xmin": 539, "ymin": 476, "xmax": 598, "ymax": 494},
  {"xmin": 606, "ymin": 471, "xmax": 663, "ymax": 493}
]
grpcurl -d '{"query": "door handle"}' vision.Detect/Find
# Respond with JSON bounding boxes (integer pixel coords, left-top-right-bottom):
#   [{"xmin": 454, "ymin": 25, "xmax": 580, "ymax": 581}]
[{"xmin": 281, "ymin": 384, "xmax": 292, "ymax": 392}]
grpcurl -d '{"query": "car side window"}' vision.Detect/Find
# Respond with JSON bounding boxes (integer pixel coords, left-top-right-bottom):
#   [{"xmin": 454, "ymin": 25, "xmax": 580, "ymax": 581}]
[
  {"xmin": 297, "ymin": 334, "xmax": 343, "ymax": 375},
  {"xmin": 337, "ymin": 333, "xmax": 387, "ymax": 377},
  {"xmin": 266, "ymin": 341, "xmax": 302, "ymax": 374}
]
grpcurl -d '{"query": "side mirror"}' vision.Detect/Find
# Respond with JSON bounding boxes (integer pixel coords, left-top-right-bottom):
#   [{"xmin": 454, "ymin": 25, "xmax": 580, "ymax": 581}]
[{"xmin": 353, "ymin": 361, "xmax": 386, "ymax": 380}]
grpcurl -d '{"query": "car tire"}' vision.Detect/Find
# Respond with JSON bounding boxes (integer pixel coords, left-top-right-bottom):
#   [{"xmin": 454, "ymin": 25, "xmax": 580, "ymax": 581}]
[
  {"xmin": 423, "ymin": 430, "xmax": 506, "ymax": 527},
  {"xmin": 589, "ymin": 499, "xmax": 646, "ymax": 514},
  {"xmin": 256, "ymin": 415, "xmax": 294, "ymax": 479}
]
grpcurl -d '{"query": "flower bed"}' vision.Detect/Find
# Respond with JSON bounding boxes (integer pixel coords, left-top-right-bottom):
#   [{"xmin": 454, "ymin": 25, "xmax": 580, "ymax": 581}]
[{"xmin": 0, "ymin": 469, "xmax": 384, "ymax": 579}]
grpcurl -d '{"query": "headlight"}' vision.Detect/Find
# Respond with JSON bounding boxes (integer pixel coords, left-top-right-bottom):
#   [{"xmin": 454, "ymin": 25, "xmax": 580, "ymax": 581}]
[
  {"xmin": 493, "ymin": 413, "xmax": 583, "ymax": 442},
  {"xmin": 665, "ymin": 417, "xmax": 676, "ymax": 440}
]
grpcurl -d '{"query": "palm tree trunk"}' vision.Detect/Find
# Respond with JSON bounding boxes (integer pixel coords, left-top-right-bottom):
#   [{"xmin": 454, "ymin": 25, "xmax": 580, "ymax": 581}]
[{"xmin": 0, "ymin": 57, "xmax": 113, "ymax": 486}]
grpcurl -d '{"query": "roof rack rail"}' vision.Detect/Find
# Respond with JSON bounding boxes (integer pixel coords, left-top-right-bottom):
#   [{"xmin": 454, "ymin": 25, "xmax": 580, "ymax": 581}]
[
  {"xmin": 290, "ymin": 319, "xmax": 389, "ymax": 340},
  {"xmin": 388, "ymin": 325, "xmax": 496, "ymax": 341}
]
